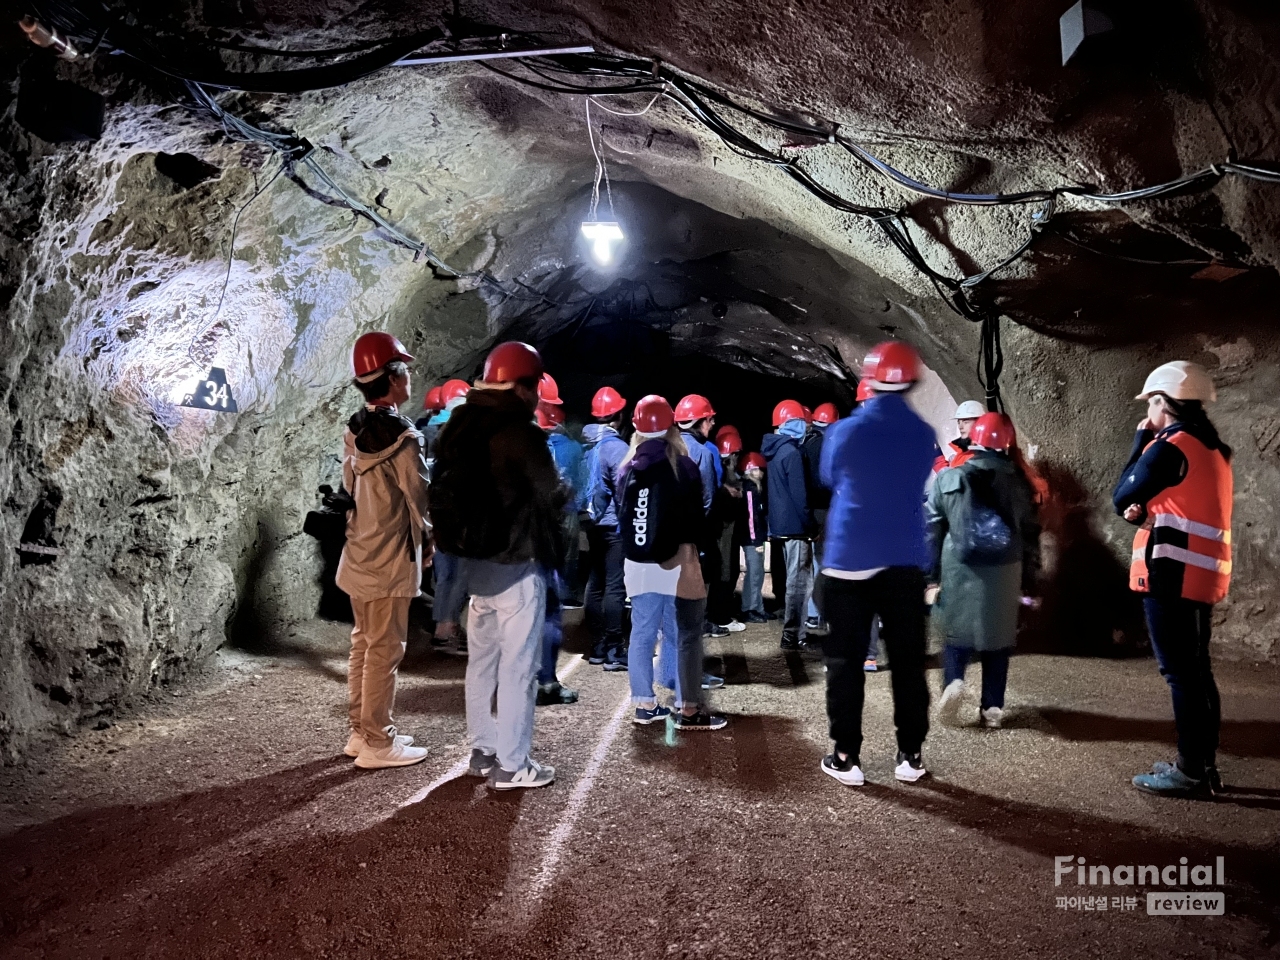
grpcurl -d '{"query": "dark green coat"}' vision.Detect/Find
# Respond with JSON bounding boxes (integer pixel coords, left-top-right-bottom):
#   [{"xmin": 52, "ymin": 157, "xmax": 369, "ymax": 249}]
[{"xmin": 926, "ymin": 451, "xmax": 1041, "ymax": 651}]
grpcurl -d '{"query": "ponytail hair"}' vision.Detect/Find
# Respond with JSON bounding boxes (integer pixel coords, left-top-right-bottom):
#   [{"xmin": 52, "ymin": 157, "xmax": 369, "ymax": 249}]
[
  {"xmin": 1163, "ymin": 396, "xmax": 1232, "ymax": 461},
  {"xmin": 619, "ymin": 426, "xmax": 690, "ymax": 478}
]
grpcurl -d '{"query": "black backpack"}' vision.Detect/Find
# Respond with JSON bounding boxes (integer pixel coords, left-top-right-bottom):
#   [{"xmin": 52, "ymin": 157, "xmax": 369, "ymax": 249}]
[
  {"xmin": 619, "ymin": 458, "xmax": 684, "ymax": 564},
  {"xmin": 955, "ymin": 470, "xmax": 1017, "ymax": 566}
]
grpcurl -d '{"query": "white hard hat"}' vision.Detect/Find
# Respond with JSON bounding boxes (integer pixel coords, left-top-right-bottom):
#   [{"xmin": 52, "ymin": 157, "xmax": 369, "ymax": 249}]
[
  {"xmin": 954, "ymin": 400, "xmax": 985, "ymax": 419},
  {"xmin": 1135, "ymin": 361, "xmax": 1217, "ymax": 403}
]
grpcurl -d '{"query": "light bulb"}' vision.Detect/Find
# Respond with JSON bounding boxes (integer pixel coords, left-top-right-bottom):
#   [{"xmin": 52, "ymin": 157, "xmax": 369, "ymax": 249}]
[{"xmin": 581, "ymin": 221, "xmax": 624, "ymax": 266}]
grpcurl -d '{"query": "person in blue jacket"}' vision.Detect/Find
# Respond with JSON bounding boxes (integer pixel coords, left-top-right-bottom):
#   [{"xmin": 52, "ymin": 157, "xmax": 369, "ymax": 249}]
[
  {"xmin": 817, "ymin": 341, "xmax": 937, "ymax": 789},
  {"xmin": 762, "ymin": 399, "xmax": 818, "ymax": 652},
  {"xmin": 675, "ymin": 394, "xmax": 727, "ymax": 642},
  {"xmin": 582, "ymin": 386, "xmax": 631, "ymax": 670}
]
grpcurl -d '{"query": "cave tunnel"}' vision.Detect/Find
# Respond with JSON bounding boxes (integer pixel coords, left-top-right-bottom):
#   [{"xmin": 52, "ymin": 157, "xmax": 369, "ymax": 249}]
[{"xmin": 3, "ymin": 3, "xmax": 1280, "ymax": 957}]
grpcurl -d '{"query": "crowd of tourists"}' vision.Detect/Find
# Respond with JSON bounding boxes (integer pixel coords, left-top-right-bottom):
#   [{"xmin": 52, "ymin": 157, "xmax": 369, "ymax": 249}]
[{"xmin": 334, "ymin": 331, "xmax": 1233, "ymax": 800}]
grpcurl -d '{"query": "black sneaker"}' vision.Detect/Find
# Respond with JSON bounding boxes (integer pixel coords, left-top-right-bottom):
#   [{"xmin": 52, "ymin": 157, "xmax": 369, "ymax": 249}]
[
  {"xmin": 894, "ymin": 750, "xmax": 928, "ymax": 782},
  {"xmin": 673, "ymin": 710, "xmax": 728, "ymax": 731},
  {"xmin": 745, "ymin": 611, "xmax": 770, "ymax": 624},
  {"xmin": 453, "ymin": 637, "xmax": 468, "ymax": 657},
  {"xmin": 430, "ymin": 635, "xmax": 451, "ymax": 649},
  {"xmin": 805, "ymin": 616, "xmax": 822, "ymax": 631},
  {"xmin": 797, "ymin": 638, "xmax": 823, "ymax": 657},
  {"xmin": 780, "ymin": 635, "xmax": 801, "ymax": 651},
  {"xmin": 603, "ymin": 654, "xmax": 628, "ymax": 672},
  {"xmin": 821, "ymin": 752, "xmax": 865, "ymax": 786},
  {"xmin": 704, "ymin": 622, "xmax": 730, "ymax": 638},
  {"xmin": 588, "ymin": 650, "xmax": 607, "ymax": 665},
  {"xmin": 536, "ymin": 682, "xmax": 580, "ymax": 706}
]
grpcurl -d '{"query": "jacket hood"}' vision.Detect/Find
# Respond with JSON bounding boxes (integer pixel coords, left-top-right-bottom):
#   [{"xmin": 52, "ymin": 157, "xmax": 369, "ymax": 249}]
[
  {"xmin": 628, "ymin": 438, "xmax": 671, "ymax": 472},
  {"xmin": 581, "ymin": 423, "xmax": 620, "ymax": 448},
  {"xmin": 760, "ymin": 433, "xmax": 797, "ymax": 457},
  {"xmin": 346, "ymin": 413, "xmax": 419, "ymax": 475}
]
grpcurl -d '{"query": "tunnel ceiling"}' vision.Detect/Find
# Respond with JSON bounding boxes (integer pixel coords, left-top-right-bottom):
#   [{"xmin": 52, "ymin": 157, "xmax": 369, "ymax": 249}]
[{"xmin": 3, "ymin": 1, "xmax": 1280, "ymax": 758}]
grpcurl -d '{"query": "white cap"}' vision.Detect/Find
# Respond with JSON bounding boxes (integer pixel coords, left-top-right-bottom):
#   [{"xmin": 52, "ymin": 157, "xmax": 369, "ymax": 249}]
[
  {"xmin": 1136, "ymin": 361, "xmax": 1217, "ymax": 403},
  {"xmin": 954, "ymin": 400, "xmax": 985, "ymax": 419}
]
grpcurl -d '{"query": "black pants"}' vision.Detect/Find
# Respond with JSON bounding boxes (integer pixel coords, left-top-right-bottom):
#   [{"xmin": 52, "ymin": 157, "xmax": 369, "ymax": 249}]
[
  {"xmin": 584, "ymin": 523, "xmax": 626, "ymax": 657},
  {"xmin": 1144, "ymin": 595, "xmax": 1220, "ymax": 777},
  {"xmin": 822, "ymin": 567, "xmax": 930, "ymax": 760},
  {"xmin": 706, "ymin": 520, "xmax": 739, "ymax": 624}
]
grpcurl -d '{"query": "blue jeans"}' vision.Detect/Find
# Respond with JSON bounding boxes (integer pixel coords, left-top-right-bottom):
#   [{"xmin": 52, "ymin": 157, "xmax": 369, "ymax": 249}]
[
  {"xmin": 539, "ymin": 570, "xmax": 564, "ymax": 685},
  {"xmin": 807, "ymin": 544, "xmax": 821, "ymax": 621},
  {"xmin": 780, "ymin": 539, "xmax": 814, "ymax": 641},
  {"xmin": 465, "ymin": 571, "xmax": 545, "ymax": 772},
  {"xmin": 941, "ymin": 645, "xmax": 1010, "ymax": 710},
  {"xmin": 741, "ymin": 544, "xmax": 766, "ymax": 615},
  {"xmin": 629, "ymin": 593, "xmax": 706, "ymax": 709},
  {"xmin": 1144, "ymin": 596, "xmax": 1219, "ymax": 777},
  {"xmin": 433, "ymin": 550, "xmax": 468, "ymax": 624}
]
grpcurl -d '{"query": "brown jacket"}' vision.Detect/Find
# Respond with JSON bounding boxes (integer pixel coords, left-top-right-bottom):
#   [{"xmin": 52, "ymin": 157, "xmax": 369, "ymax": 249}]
[{"xmin": 335, "ymin": 407, "xmax": 431, "ymax": 600}]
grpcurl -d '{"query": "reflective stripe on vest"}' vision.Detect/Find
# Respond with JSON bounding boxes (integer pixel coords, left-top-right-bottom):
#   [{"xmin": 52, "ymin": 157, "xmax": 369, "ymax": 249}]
[{"xmin": 1129, "ymin": 430, "xmax": 1233, "ymax": 604}]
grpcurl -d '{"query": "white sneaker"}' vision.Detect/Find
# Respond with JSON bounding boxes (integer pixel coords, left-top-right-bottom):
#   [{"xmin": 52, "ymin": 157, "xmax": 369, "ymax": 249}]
[
  {"xmin": 937, "ymin": 679, "xmax": 967, "ymax": 726},
  {"xmin": 981, "ymin": 706, "xmax": 1004, "ymax": 729},
  {"xmin": 354, "ymin": 740, "xmax": 429, "ymax": 769},
  {"xmin": 894, "ymin": 751, "xmax": 928, "ymax": 783},
  {"xmin": 821, "ymin": 753, "xmax": 865, "ymax": 786},
  {"xmin": 344, "ymin": 732, "xmax": 414, "ymax": 758},
  {"xmin": 725, "ymin": 620, "xmax": 747, "ymax": 633}
]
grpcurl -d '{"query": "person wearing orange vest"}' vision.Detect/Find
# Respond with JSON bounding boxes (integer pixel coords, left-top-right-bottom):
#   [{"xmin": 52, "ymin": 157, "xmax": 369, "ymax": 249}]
[
  {"xmin": 1113, "ymin": 361, "xmax": 1232, "ymax": 798},
  {"xmin": 932, "ymin": 400, "xmax": 983, "ymax": 474}
]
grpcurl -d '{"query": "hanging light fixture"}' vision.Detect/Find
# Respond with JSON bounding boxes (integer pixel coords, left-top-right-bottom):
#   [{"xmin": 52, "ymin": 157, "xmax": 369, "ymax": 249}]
[
  {"xmin": 580, "ymin": 99, "xmax": 625, "ymax": 267},
  {"xmin": 178, "ymin": 366, "xmax": 239, "ymax": 413}
]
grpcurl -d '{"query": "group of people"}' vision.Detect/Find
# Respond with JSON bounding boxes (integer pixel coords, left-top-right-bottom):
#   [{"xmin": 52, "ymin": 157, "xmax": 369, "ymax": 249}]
[{"xmin": 334, "ymin": 330, "xmax": 1234, "ymax": 801}]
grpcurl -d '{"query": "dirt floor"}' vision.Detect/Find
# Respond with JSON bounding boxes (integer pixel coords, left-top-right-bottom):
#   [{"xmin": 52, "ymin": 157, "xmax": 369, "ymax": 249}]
[{"xmin": 2, "ymin": 608, "xmax": 1278, "ymax": 960}]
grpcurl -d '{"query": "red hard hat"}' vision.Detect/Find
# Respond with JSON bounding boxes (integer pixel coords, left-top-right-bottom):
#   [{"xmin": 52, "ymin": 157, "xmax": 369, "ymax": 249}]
[
  {"xmin": 352, "ymin": 332, "xmax": 414, "ymax": 380},
  {"xmin": 970, "ymin": 411, "xmax": 1017, "ymax": 451},
  {"xmin": 423, "ymin": 385, "xmax": 444, "ymax": 412},
  {"xmin": 741, "ymin": 452, "xmax": 766, "ymax": 471},
  {"xmin": 538, "ymin": 372, "xmax": 563, "ymax": 405},
  {"xmin": 802, "ymin": 405, "xmax": 813, "ymax": 424},
  {"xmin": 772, "ymin": 399, "xmax": 805, "ymax": 426},
  {"xmin": 482, "ymin": 341, "xmax": 543, "ymax": 384},
  {"xmin": 855, "ymin": 379, "xmax": 875, "ymax": 402},
  {"xmin": 813, "ymin": 402, "xmax": 839, "ymax": 424},
  {"xmin": 633, "ymin": 394, "xmax": 675, "ymax": 435},
  {"xmin": 863, "ymin": 340, "xmax": 922, "ymax": 390},
  {"xmin": 591, "ymin": 386, "xmax": 626, "ymax": 418},
  {"xmin": 536, "ymin": 400, "xmax": 565, "ymax": 430},
  {"xmin": 716, "ymin": 424, "xmax": 740, "ymax": 440},
  {"xmin": 716, "ymin": 431, "xmax": 742, "ymax": 455},
  {"xmin": 673, "ymin": 394, "xmax": 715, "ymax": 423},
  {"xmin": 440, "ymin": 379, "xmax": 470, "ymax": 405}
]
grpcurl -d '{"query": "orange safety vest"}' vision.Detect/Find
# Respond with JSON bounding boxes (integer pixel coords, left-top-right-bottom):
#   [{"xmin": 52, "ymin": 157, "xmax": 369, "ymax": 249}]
[
  {"xmin": 932, "ymin": 440, "xmax": 974, "ymax": 474},
  {"xmin": 1129, "ymin": 430, "xmax": 1232, "ymax": 604}
]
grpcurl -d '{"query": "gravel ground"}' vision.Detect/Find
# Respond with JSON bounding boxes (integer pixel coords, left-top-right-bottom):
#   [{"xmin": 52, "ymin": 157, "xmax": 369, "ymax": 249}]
[{"xmin": 2, "ymin": 612, "xmax": 1278, "ymax": 960}]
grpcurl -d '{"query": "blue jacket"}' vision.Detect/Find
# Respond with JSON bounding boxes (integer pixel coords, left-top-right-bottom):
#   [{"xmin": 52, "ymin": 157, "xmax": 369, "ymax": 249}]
[
  {"xmin": 681, "ymin": 430, "xmax": 717, "ymax": 516},
  {"xmin": 819, "ymin": 393, "xmax": 937, "ymax": 571},
  {"xmin": 761, "ymin": 432, "xmax": 814, "ymax": 538},
  {"xmin": 583, "ymin": 424, "xmax": 629, "ymax": 528},
  {"xmin": 546, "ymin": 430, "xmax": 588, "ymax": 512}
]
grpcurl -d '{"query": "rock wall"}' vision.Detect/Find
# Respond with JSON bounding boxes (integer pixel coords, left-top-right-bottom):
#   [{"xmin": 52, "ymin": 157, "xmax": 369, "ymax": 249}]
[{"xmin": 4, "ymin": 1, "xmax": 1280, "ymax": 758}]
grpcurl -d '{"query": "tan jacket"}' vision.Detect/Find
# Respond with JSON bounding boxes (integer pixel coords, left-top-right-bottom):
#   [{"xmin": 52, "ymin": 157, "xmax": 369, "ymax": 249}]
[{"xmin": 336, "ymin": 420, "xmax": 431, "ymax": 601}]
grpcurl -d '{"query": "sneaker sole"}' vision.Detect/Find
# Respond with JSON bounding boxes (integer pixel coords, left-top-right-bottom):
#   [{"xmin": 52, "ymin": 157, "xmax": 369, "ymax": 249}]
[
  {"xmin": 632, "ymin": 714, "xmax": 669, "ymax": 726},
  {"xmin": 674, "ymin": 719, "xmax": 728, "ymax": 731},
  {"xmin": 354, "ymin": 752, "xmax": 429, "ymax": 770},
  {"xmin": 490, "ymin": 777, "xmax": 555, "ymax": 790},
  {"xmin": 821, "ymin": 762, "xmax": 865, "ymax": 787},
  {"xmin": 894, "ymin": 766, "xmax": 928, "ymax": 783}
]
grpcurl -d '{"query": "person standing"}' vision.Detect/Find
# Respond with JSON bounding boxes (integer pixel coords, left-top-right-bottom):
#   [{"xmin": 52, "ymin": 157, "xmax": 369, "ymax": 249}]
[
  {"xmin": 336, "ymin": 332, "xmax": 431, "ymax": 770},
  {"xmin": 619, "ymin": 396, "xmax": 727, "ymax": 731},
  {"xmin": 818, "ymin": 341, "xmax": 937, "ymax": 786},
  {"xmin": 582, "ymin": 386, "xmax": 631, "ymax": 670},
  {"xmin": 535, "ymin": 399, "xmax": 584, "ymax": 705},
  {"xmin": 933, "ymin": 400, "xmax": 984, "ymax": 474},
  {"xmin": 928, "ymin": 413, "xmax": 1041, "ymax": 730},
  {"xmin": 674, "ymin": 394, "xmax": 726, "ymax": 640},
  {"xmin": 710, "ymin": 426, "xmax": 747, "ymax": 633},
  {"xmin": 804, "ymin": 403, "xmax": 839, "ymax": 632},
  {"xmin": 430, "ymin": 342, "xmax": 568, "ymax": 790},
  {"xmin": 738, "ymin": 452, "xmax": 770, "ymax": 623},
  {"xmin": 1114, "ymin": 361, "xmax": 1232, "ymax": 797},
  {"xmin": 426, "ymin": 377, "xmax": 475, "ymax": 653},
  {"xmin": 762, "ymin": 399, "xmax": 818, "ymax": 652}
]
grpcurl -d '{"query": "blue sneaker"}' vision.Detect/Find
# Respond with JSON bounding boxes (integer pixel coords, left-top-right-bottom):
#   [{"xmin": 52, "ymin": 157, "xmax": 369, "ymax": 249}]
[
  {"xmin": 1148, "ymin": 761, "xmax": 1222, "ymax": 794},
  {"xmin": 1132, "ymin": 764, "xmax": 1206, "ymax": 797},
  {"xmin": 633, "ymin": 704, "xmax": 672, "ymax": 726}
]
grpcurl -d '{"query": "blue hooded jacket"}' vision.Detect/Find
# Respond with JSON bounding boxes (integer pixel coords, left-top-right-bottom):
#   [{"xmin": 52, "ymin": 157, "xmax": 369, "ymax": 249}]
[
  {"xmin": 819, "ymin": 392, "xmax": 937, "ymax": 571},
  {"xmin": 680, "ymin": 430, "xmax": 717, "ymax": 516},
  {"xmin": 761, "ymin": 431, "xmax": 814, "ymax": 537},
  {"xmin": 546, "ymin": 430, "xmax": 588, "ymax": 512},
  {"xmin": 582, "ymin": 423, "xmax": 630, "ymax": 529}
]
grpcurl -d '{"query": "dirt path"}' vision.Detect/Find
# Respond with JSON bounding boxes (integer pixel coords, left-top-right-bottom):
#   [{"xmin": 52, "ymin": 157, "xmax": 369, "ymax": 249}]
[{"xmin": 2, "ymin": 616, "xmax": 1278, "ymax": 959}]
